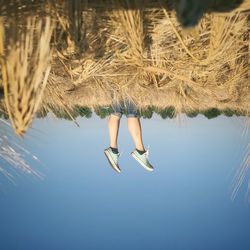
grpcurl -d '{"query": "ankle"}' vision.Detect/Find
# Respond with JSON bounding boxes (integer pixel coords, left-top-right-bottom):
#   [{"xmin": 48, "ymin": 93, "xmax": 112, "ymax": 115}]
[
  {"xmin": 136, "ymin": 148, "xmax": 146, "ymax": 155},
  {"xmin": 110, "ymin": 147, "xmax": 119, "ymax": 154}
]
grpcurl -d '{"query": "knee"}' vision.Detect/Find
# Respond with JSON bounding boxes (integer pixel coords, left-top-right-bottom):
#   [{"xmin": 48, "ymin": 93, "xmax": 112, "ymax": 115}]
[{"xmin": 110, "ymin": 114, "xmax": 121, "ymax": 121}]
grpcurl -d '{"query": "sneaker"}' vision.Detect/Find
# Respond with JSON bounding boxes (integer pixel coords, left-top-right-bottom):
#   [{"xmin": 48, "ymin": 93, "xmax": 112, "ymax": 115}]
[
  {"xmin": 104, "ymin": 147, "xmax": 121, "ymax": 173},
  {"xmin": 131, "ymin": 149, "xmax": 154, "ymax": 172}
]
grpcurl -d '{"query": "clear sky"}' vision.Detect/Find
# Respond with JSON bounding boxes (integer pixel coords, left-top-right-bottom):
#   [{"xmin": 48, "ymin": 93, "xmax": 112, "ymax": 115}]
[{"xmin": 0, "ymin": 114, "xmax": 249, "ymax": 250}]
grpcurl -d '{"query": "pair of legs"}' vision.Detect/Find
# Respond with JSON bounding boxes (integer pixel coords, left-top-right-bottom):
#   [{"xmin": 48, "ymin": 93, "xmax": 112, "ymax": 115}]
[
  {"xmin": 105, "ymin": 99, "xmax": 154, "ymax": 172},
  {"xmin": 108, "ymin": 114, "xmax": 145, "ymax": 152}
]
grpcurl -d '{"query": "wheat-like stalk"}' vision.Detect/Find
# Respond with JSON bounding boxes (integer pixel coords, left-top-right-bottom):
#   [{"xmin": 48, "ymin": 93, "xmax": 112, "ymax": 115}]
[
  {"xmin": 231, "ymin": 143, "xmax": 250, "ymax": 201},
  {"xmin": 109, "ymin": 0, "xmax": 145, "ymax": 64},
  {"xmin": 0, "ymin": 16, "xmax": 54, "ymax": 136},
  {"xmin": 0, "ymin": 118, "xmax": 42, "ymax": 182}
]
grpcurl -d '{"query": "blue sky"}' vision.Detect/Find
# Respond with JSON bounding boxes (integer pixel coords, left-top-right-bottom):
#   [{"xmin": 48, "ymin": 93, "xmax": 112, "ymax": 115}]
[{"xmin": 0, "ymin": 114, "xmax": 249, "ymax": 250}]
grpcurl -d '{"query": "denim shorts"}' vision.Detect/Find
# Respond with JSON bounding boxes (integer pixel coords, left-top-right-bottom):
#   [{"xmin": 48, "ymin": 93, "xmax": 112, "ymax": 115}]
[{"xmin": 111, "ymin": 99, "xmax": 140, "ymax": 118}]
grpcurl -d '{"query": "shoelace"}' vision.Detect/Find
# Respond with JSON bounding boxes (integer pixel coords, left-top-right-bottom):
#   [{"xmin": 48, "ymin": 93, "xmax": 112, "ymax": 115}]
[
  {"xmin": 116, "ymin": 151, "xmax": 121, "ymax": 158},
  {"xmin": 114, "ymin": 151, "xmax": 122, "ymax": 162}
]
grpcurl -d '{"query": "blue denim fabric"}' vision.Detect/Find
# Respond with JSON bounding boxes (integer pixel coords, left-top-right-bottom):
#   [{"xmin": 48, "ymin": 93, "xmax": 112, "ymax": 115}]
[{"xmin": 111, "ymin": 99, "xmax": 139, "ymax": 118}]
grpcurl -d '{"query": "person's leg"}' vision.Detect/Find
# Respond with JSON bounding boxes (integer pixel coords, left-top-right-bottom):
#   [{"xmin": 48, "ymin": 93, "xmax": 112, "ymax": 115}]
[
  {"xmin": 105, "ymin": 114, "xmax": 122, "ymax": 173},
  {"xmin": 127, "ymin": 117, "xmax": 145, "ymax": 152},
  {"xmin": 128, "ymin": 117, "xmax": 154, "ymax": 172},
  {"xmin": 125, "ymin": 98, "xmax": 145, "ymax": 152},
  {"xmin": 108, "ymin": 114, "xmax": 121, "ymax": 149},
  {"xmin": 104, "ymin": 99, "xmax": 123, "ymax": 173},
  {"xmin": 126, "ymin": 99, "xmax": 154, "ymax": 171}
]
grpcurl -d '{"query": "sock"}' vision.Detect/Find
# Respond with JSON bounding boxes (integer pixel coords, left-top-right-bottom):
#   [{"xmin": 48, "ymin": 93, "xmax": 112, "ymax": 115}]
[
  {"xmin": 110, "ymin": 147, "xmax": 119, "ymax": 154},
  {"xmin": 136, "ymin": 149, "xmax": 146, "ymax": 155}
]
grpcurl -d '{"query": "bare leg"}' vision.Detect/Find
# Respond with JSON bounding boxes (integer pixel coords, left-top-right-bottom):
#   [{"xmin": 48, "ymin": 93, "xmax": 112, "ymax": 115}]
[
  {"xmin": 108, "ymin": 114, "xmax": 120, "ymax": 149},
  {"xmin": 127, "ymin": 117, "xmax": 145, "ymax": 151}
]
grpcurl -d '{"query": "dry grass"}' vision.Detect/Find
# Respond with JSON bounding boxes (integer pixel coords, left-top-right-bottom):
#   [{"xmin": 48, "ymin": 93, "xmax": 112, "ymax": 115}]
[
  {"xmin": 35, "ymin": 1, "xmax": 249, "ymax": 118},
  {"xmin": 0, "ymin": 0, "xmax": 249, "ymax": 126},
  {"xmin": 0, "ymin": 118, "xmax": 42, "ymax": 183},
  {"xmin": 231, "ymin": 118, "xmax": 250, "ymax": 201},
  {"xmin": 0, "ymin": 15, "xmax": 54, "ymax": 135},
  {"xmin": 232, "ymin": 143, "xmax": 250, "ymax": 201}
]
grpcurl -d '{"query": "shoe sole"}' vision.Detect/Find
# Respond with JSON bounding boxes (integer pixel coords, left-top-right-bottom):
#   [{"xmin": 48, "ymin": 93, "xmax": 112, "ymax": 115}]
[
  {"xmin": 131, "ymin": 152, "xmax": 154, "ymax": 172},
  {"xmin": 104, "ymin": 150, "xmax": 121, "ymax": 173}
]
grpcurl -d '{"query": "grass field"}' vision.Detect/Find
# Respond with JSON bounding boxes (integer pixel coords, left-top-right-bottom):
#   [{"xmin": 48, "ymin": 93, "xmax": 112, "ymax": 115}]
[{"xmin": 0, "ymin": 0, "xmax": 249, "ymax": 134}]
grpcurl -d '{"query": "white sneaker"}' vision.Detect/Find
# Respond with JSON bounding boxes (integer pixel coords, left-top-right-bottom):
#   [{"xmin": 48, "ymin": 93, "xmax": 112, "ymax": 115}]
[
  {"xmin": 131, "ymin": 149, "xmax": 154, "ymax": 172},
  {"xmin": 104, "ymin": 147, "xmax": 121, "ymax": 173}
]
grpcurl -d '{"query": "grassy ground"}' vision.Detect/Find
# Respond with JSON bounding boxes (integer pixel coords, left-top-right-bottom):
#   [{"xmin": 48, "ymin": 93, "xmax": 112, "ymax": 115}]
[{"xmin": 0, "ymin": 0, "xmax": 249, "ymax": 131}]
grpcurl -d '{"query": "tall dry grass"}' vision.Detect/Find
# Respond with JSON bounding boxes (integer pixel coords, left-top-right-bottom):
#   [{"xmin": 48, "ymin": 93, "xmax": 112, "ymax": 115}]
[
  {"xmin": 231, "ymin": 118, "xmax": 250, "ymax": 201},
  {"xmin": 0, "ymin": 0, "xmax": 248, "ymax": 130},
  {"xmin": 0, "ymin": 16, "xmax": 54, "ymax": 136},
  {"xmin": 0, "ymin": 118, "xmax": 42, "ymax": 183},
  {"xmin": 37, "ymin": 0, "xmax": 249, "ymax": 117},
  {"xmin": 1, "ymin": 0, "xmax": 249, "ymax": 124}
]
